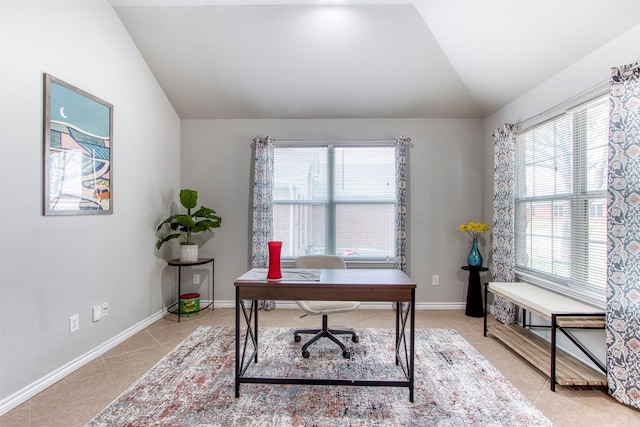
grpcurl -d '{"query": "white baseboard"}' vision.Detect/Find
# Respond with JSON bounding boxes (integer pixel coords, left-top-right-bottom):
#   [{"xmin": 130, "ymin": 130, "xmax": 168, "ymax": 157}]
[
  {"xmin": 0, "ymin": 309, "xmax": 166, "ymax": 416},
  {"xmin": 0, "ymin": 300, "xmax": 466, "ymax": 416}
]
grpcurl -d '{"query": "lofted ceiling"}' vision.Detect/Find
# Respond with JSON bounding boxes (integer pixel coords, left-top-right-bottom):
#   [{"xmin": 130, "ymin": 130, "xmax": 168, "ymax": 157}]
[{"xmin": 110, "ymin": 0, "xmax": 640, "ymax": 120}]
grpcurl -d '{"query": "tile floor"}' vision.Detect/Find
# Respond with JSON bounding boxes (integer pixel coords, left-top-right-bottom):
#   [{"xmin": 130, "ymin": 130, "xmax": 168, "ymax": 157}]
[{"xmin": 1, "ymin": 308, "xmax": 638, "ymax": 426}]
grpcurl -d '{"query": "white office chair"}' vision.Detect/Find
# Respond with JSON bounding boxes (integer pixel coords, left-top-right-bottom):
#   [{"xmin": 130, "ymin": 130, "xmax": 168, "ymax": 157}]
[{"xmin": 293, "ymin": 255, "xmax": 360, "ymax": 358}]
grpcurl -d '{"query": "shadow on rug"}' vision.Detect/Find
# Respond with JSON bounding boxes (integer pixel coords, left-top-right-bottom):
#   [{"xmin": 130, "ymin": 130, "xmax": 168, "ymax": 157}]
[{"xmin": 87, "ymin": 326, "xmax": 552, "ymax": 426}]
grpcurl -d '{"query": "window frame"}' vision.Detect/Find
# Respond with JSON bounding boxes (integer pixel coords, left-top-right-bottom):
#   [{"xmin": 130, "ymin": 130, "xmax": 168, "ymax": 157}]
[
  {"xmin": 272, "ymin": 141, "xmax": 397, "ymax": 263},
  {"xmin": 514, "ymin": 94, "xmax": 608, "ymax": 307}
]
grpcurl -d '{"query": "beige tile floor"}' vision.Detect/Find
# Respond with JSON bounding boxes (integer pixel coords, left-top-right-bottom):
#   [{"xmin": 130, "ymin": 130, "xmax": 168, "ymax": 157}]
[{"xmin": 1, "ymin": 308, "xmax": 639, "ymax": 426}]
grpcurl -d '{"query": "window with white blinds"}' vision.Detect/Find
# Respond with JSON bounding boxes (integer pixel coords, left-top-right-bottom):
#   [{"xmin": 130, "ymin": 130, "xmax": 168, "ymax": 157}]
[
  {"xmin": 514, "ymin": 95, "xmax": 608, "ymax": 303},
  {"xmin": 273, "ymin": 144, "xmax": 396, "ymax": 260}
]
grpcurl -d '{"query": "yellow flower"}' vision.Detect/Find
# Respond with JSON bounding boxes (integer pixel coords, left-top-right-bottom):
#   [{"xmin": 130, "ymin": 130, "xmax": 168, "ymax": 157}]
[{"xmin": 459, "ymin": 221, "xmax": 490, "ymax": 240}]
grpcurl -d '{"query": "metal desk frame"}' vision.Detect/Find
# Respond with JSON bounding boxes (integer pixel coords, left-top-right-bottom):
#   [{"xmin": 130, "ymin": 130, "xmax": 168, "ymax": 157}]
[{"xmin": 234, "ymin": 268, "xmax": 417, "ymax": 402}]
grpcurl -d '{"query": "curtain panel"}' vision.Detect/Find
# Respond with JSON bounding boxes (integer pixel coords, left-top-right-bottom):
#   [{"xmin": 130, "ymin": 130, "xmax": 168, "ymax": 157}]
[
  {"xmin": 606, "ymin": 62, "xmax": 640, "ymax": 409},
  {"xmin": 491, "ymin": 124, "xmax": 517, "ymax": 324},
  {"xmin": 251, "ymin": 136, "xmax": 276, "ymax": 311},
  {"xmin": 395, "ymin": 136, "xmax": 411, "ymax": 272}
]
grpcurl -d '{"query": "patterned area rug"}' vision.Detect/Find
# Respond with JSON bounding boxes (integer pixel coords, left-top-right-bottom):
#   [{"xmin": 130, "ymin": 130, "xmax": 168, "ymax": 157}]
[{"xmin": 87, "ymin": 327, "xmax": 552, "ymax": 426}]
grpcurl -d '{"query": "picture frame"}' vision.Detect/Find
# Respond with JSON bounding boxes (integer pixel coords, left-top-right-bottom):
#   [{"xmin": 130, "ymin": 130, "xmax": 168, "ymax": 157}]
[{"xmin": 43, "ymin": 74, "xmax": 113, "ymax": 215}]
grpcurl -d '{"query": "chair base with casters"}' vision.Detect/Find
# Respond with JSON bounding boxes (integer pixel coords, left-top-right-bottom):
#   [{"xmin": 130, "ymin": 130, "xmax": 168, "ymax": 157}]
[
  {"xmin": 293, "ymin": 300, "xmax": 360, "ymax": 358},
  {"xmin": 293, "ymin": 255, "xmax": 360, "ymax": 359}
]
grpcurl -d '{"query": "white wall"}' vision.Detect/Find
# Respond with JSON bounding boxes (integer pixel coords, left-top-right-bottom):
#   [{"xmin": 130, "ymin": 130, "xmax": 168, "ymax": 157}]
[
  {"xmin": 0, "ymin": 0, "xmax": 180, "ymax": 409},
  {"xmin": 181, "ymin": 118, "xmax": 485, "ymax": 306}
]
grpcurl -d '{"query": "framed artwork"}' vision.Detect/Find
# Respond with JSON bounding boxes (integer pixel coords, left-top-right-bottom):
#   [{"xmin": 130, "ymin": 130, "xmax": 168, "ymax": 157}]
[{"xmin": 43, "ymin": 74, "xmax": 113, "ymax": 215}]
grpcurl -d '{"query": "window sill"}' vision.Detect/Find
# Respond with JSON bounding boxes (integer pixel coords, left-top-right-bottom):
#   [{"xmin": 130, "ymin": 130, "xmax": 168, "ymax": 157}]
[
  {"xmin": 281, "ymin": 259, "xmax": 396, "ymax": 269},
  {"xmin": 515, "ymin": 269, "xmax": 606, "ymax": 310}
]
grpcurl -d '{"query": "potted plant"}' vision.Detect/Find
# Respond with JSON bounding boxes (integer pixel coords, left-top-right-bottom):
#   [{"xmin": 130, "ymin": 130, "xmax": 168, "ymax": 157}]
[{"xmin": 155, "ymin": 189, "xmax": 222, "ymax": 262}]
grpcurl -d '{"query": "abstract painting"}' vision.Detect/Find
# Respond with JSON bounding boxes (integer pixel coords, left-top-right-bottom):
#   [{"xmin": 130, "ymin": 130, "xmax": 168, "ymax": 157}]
[{"xmin": 43, "ymin": 74, "xmax": 113, "ymax": 215}]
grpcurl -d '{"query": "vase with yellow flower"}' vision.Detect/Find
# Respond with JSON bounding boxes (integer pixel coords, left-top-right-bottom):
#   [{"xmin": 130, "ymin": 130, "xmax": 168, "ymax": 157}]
[{"xmin": 459, "ymin": 222, "xmax": 490, "ymax": 267}]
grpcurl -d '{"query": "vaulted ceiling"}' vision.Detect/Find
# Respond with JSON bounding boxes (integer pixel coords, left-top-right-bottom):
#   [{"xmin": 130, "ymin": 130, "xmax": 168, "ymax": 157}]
[{"xmin": 110, "ymin": 1, "xmax": 640, "ymax": 119}]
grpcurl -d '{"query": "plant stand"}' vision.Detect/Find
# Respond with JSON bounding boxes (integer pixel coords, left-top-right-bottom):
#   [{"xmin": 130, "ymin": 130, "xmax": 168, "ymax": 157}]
[
  {"xmin": 167, "ymin": 257, "xmax": 214, "ymax": 322},
  {"xmin": 461, "ymin": 266, "xmax": 489, "ymax": 317}
]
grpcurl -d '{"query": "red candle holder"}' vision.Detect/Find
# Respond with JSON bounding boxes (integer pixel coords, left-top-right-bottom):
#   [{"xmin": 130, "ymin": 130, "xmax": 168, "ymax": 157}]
[{"xmin": 267, "ymin": 241, "xmax": 282, "ymax": 280}]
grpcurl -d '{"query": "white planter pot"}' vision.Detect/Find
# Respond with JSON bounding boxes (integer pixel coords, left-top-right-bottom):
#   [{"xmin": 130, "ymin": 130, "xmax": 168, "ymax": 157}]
[{"xmin": 179, "ymin": 244, "xmax": 198, "ymax": 263}]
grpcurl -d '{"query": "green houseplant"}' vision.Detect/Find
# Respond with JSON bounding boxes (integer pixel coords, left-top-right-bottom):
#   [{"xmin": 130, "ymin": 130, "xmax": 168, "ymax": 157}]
[{"xmin": 155, "ymin": 189, "xmax": 222, "ymax": 262}]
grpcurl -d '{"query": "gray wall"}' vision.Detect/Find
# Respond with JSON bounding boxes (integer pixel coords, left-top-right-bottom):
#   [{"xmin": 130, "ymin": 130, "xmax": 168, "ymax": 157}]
[
  {"xmin": 3, "ymin": 0, "xmax": 637, "ymax": 416},
  {"xmin": 0, "ymin": 0, "xmax": 180, "ymax": 406},
  {"xmin": 180, "ymin": 118, "xmax": 485, "ymax": 306}
]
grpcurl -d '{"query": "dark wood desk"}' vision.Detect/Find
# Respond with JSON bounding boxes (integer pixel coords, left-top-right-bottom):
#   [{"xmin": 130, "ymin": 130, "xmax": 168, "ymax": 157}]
[{"xmin": 234, "ymin": 268, "xmax": 417, "ymax": 401}]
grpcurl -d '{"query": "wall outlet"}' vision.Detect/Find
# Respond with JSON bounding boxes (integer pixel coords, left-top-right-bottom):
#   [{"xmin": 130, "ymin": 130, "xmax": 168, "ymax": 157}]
[
  {"xmin": 193, "ymin": 274, "xmax": 200, "ymax": 285},
  {"xmin": 92, "ymin": 305, "xmax": 102, "ymax": 322},
  {"xmin": 69, "ymin": 314, "xmax": 79, "ymax": 333},
  {"xmin": 432, "ymin": 275, "xmax": 440, "ymax": 286},
  {"xmin": 101, "ymin": 302, "xmax": 109, "ymax": 317}
]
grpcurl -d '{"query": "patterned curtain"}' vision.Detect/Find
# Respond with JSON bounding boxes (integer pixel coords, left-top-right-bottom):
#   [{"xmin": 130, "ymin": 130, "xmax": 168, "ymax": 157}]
[
  {"xmin": 251, "ymin": 136, "xmax": 275, "ymax": 311},
  {"xmin": 395, "ymin": 136, "xmax": 411, "ymax": 272},
  {"xmin": 491, "ymin": 124, "xmax": 517, "ymax": 324},
  {"xmin": 606, "ymin": 62, "xmax": 640, "ymax": 409}
]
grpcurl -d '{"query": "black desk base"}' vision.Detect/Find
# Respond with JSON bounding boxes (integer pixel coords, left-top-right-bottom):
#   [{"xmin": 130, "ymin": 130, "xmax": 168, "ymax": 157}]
[
  {"xmin": 461, "ymin": 266, "xmax": 488, "ymax": 317},
  {"xmin": 234, "ymin": 269, "xmax": 416, "ymax": 402},
  {"xmin": 235, "ymin": 298, "xmax": 415, "ymax": 401}
]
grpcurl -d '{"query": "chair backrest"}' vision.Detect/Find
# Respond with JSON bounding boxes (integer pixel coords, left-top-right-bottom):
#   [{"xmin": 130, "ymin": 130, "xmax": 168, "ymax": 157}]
[{"xmin": 294, "ymin": 255, "xmax": 346, "ymax": 269}]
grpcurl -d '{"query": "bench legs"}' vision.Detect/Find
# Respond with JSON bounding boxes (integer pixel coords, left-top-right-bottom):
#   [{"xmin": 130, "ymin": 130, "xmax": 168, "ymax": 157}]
[{"xmin": 483, "ymin": 282, "xmax": 489, "ymax": 337}]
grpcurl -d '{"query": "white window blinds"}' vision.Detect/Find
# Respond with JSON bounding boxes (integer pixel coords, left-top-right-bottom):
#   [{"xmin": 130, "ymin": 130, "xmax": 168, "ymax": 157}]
[
  {"xmin": 515, "ymin": 95, "xmax": 608, "ymax": 303},
  {"xmin": 273, "ymin": 144, "xmax": 396, "ymax": 260}
]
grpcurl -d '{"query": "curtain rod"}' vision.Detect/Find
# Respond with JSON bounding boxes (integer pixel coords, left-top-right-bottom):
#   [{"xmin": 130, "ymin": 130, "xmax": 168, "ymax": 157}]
[
  {"xmin": 273, "ymin": 137, "xmax": 408, "ymax": 144},
  {"xmin": 253, "ymin": 136, "xmax": 412, "ymax": 147},
  {"xmin": 515, "ymin": 78, "xmax": 609, "ymax": 130}
]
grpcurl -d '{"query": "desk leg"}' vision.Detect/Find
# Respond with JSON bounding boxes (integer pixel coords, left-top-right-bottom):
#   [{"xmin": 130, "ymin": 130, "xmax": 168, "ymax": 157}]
[
  {"xmin": 393, "ymin": 299, "xmax": 414, "ymax": 403},
  {"xmin": 235, "ymin": 296, "xmax": 259, "ymax": 398},
  {"xmin": 254, "ymin": 299, "xmax": 259, "ymax": 363},
  {"xmin": 410, "ymin": 289, "xmax": 415, "ymax": 403},
  {"xmin": 395, "ymin": 302, "xmax": 400, "ymax": 366},
  {"xmin": 235, "ymin": 287, "xmax": 240, "ymax": 397}
]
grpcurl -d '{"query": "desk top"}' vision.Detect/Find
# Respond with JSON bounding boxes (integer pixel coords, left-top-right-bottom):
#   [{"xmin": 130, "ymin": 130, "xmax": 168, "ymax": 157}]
[
  {"xmin": 235, "ymin": 268, "xmax": 416, "ymax": 302},
  {"xmin": 235, "ymin": 268, "xmax": 415, "ymax": 287}
]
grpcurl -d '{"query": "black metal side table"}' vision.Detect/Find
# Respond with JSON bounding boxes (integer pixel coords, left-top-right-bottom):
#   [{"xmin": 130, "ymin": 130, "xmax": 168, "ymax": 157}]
[
  {"xmin": 461, "ymin": 265, "xmax": 489, "ymax": 317},
  {"xmin": 168, "ymin": 257, "xmax": 214, "ymax": 321}
]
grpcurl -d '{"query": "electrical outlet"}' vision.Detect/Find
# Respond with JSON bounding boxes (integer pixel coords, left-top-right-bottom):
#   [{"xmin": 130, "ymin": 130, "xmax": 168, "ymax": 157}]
[
  {"xmin": 432, "ymin": 275, "xmax": 440, "ymax": 286},
  {"xmin": 92, "ymin": 305, "xmax": 102, "ymax": 322},
  {"xmin": 101, "ymin": 302, "xmax": 109, "ymax": 317},
  {"xmin": 69, "ymin": 314, "xmax": 79, "ymax": 333},
  {"xmin": 193, "ymin": 274, "xmax": 200, "ymax": 285}
]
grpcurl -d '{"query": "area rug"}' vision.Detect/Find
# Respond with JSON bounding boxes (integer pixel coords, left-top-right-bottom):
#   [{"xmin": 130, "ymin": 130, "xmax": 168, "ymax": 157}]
[{"xmin": 87, "ymin": 326, "xmax": 552, "ymax": 426}]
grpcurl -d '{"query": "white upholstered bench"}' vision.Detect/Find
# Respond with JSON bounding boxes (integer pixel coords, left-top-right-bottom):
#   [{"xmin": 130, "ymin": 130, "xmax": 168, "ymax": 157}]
[{"xmin": 484, "ymin": 281, "xmax": 606, "ymax": 391}]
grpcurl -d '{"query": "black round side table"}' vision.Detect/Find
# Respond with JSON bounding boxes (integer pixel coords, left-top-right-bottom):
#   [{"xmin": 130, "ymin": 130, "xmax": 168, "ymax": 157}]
[
  {"xmin": 461, "ymin": 266, "xmax": 489, "ymax": 317},
  {"xmin": 168, "ymin": 258, "xmax": 214, "ymax": 321}
]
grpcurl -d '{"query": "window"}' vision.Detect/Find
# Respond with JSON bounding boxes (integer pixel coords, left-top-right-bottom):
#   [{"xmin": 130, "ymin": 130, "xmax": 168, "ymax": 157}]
[
  {"xmin": 272, "ymin": 144, "xmax": 396, "ymax": 261},
  {"xmin": 515, "ymin": 96, "xmax": 608, "ymax": 302}
]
